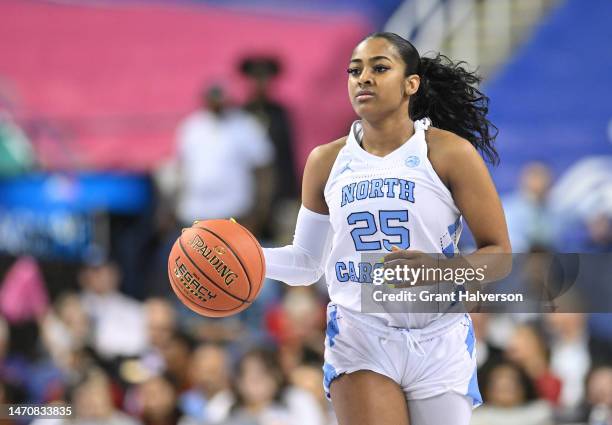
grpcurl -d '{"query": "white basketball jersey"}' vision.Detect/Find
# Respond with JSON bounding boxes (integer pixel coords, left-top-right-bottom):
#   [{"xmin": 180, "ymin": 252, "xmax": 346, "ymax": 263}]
[{"xmin": 323, "ymin": 118, "xmax": 463, "ymax": 329}]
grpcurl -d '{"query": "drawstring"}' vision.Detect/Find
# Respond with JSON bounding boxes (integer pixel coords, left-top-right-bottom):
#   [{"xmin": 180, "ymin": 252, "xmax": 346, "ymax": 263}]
[
  {"xmin": 383, "ymin": 328, "xmax": 426, "ymax": 356},
  {"xmin": 400, "ymin": 329, "xmax": 425, "ymax": 357}
]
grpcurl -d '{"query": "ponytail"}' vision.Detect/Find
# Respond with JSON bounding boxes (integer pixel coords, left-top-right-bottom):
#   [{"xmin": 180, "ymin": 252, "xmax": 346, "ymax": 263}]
[
  {"xmin": 412, "ymin": 55, "xmax": 499, "ymax": 164},
  {"xmin": 366, "ymin": 32, "xmax": 499, "ymax": 165}
]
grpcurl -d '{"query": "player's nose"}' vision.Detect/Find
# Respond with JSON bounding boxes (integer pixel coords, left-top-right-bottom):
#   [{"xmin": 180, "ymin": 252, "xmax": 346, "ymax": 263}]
[{"xmin": 358, "ymin": 69, "xmax": 374, "ymax": 86}]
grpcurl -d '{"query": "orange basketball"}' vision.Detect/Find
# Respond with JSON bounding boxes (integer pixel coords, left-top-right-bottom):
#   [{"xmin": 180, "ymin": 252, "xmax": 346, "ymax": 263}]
[{"xmin": 167, "ymin": 219, "xmax": 265, "ymax": 317}]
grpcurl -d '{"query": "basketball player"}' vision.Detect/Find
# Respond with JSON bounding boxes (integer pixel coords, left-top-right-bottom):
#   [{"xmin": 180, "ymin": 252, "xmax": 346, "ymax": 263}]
[{"xmin": 262, "ymin": 32, "xmax": 511, "ymax": 425}]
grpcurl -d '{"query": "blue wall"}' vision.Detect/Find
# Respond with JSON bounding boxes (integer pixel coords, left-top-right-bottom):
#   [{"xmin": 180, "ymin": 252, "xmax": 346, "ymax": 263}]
[{"xmin": 485, "ymin": 0, "xmax": 612, "ymax": 193}]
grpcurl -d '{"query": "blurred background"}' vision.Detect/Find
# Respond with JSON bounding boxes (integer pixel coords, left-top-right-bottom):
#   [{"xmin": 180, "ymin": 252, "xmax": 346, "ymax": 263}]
[{"xmin": 0, "ymin": 0, "xmax": 611, "ymax": 424}]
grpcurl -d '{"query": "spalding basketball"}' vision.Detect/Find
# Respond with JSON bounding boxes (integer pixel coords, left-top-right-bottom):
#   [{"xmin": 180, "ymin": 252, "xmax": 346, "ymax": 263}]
[{"xmin": 167, "ymin": 219, "xmax": 265, "ymax": 317}]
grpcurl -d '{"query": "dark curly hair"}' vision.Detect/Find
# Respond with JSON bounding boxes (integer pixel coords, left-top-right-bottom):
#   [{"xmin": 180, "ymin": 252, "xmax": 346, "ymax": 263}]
[{"xmin": 365, "ymin": 32, "xmax": 499, "ymax": 165}]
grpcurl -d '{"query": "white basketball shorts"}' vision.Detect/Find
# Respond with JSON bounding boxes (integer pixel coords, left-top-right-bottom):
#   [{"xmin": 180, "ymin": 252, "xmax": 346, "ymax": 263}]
[{"xmin": 322, "ymin": 303, "xmax": 482, "ymax": 407}]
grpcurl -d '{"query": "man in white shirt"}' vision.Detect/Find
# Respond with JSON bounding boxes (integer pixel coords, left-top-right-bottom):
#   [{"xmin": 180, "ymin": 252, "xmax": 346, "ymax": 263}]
[
  {"xmin": 78, "ymin": 260, "xmax": 147, "ymax": 359},
  {"xmin": 174, "ymin": 85, "xmax": 274, "ymax": 234}
]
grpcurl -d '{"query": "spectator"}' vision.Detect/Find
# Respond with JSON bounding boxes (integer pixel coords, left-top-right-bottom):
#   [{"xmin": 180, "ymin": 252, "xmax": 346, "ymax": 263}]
[
  {"xmin": 562, "ymin": 212, "xmax": 612, "ymax": 254},
  {"xmin": 503, "ymin": 162, "xmax": 558, "ymax": 252},
  {"xmin": 224, "ymin": 348, "xmax": 291, "ymax": 425},
  {"xmin": 140, "ymin": 298, "xmax": 178, "ymax": 375},
  {"xmin": 0, "ymin": 380, "xmax": 17, "ymax": 425},
  {"xmin": 158, "ymin": 332, "xmax": 195, "ymax": 393},
  {"xmin": 79, "ymin": 260, "xmax": 147, "ymax": 360},
  {"xmin": 585, "ymin": 366, "xmax": 612, "ymax": 425},
  {"xmin": 180, "ymin": 343, "xmax": 233, "ymax": 423},
  {"xmin": 471, "ymin": 361, "xmax": 554, "ymax": 425},
  {"xmin": 545, "ymin": 313, "xmax": 591, "ymax": 409},
  {"xmin": 289, "ymin": 361, "xmax": 337, "ymax": 425},
  {"xmin": 137, "ymin": 374, "xmax": 194, "ymax": 425},
  {"xmin": 584, "ymin": 213, "xmax": 612, "ymax": 251},
  {"xmin": 193, "ymin": 316, "xmax": 245, "ymax": 346},
  {"xmin": 70, "ymin": 369, "xmax": 139, "ymax": 425},
  {"xmin": 471, "ymin": 312, "xmax": 504, "ymax": 372},
  {"xmin": 167, "ymin": 84, "xmax": 274, "ymax": 235},
  {"xmin": 0, "ymin": 317, "xmax": 26, "ymax": 417},
  {"xmin": 266, "ymin": 287, "xmax": 326, "ymax": 374},
  {"xmin": 38, "ymin": 295, "xmax": 105, "ymax": 401},
  {"xmin": 506, "ymin": 324, "xmax": 563, "ymax": 405},
  {"xmin": 225, "ymin": 348, "xmax": 323, "ymax": 425},
  {"xmin": 588, "ymin": 314, "xmax": 612, "ymax": 368},
  {"xmin": 2, "ymin": 320, "xmax": 63, "ymax": 404},
  {"xmin": 240, "ymin": 56, "xmax": 298, "ymax": 242},
  {"xmin": 41, "ymin": 292, "xmax": 91, "ymax": 373}
]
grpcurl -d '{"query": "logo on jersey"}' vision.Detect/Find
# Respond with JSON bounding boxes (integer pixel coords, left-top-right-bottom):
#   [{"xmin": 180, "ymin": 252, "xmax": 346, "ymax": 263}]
[
  {"xmin": 405, "ymin": 155, "xmax": 420, "ymax": 168},
  {"xmin": 339, "ymin": 160, "xmax": 353, "ymax": 175}
]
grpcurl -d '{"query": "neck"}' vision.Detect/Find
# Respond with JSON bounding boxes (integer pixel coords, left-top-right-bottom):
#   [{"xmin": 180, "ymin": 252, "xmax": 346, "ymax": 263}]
[
  {"xmin": 361, "ymin": 113, "xmax": 414, "ymax": 157},
  {"xmin": 560, "ymin": 328, "xmax": 583, "ymax": 343},
  {"xmin": 246, "ymin": 402, "xmax": 267, "ymax": 414},
  {"xmin": 524, "ymin": 358, "xmax": 548, "ymax": 378},
  {"xmin": 201, "ymin": 384, "xmax": 225, "ymax": 398}
]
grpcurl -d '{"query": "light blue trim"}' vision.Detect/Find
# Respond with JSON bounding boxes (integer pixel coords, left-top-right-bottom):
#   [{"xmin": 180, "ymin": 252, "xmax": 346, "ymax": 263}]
[
  {"xmin": 467, "ymin": 366, "xmax": 482, "ymax": 406},
  {"xmin": 323, "ymin": 361, "xmax": 338, "ymax": 398},
  {"xmin": 442, "ymin": 217, "xmax": 462, "ymax": 258},
  {"xmin": 464, "ymin": 317, "xmax": 482, "ymax": 406},
  {"xmin": 465, "ymin": 319, "xmax": 475, "ymax": 356},
  {"xmin": 442, "ymin": 242, "xmax": 455, "ymax": 258},
  {"xmin": 447, "ymin": 217, "xmax": 461, "ymax": 236},
  {"xmin": 326, "ymin": 305, "xmax": 339, "ymax": 347}
]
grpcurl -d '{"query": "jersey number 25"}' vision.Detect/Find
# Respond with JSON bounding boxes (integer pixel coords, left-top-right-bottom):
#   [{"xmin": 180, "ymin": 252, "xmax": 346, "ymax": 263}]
[{"xmin": 347, "ymin": 210, "xmax": 410, "ymax": 251}]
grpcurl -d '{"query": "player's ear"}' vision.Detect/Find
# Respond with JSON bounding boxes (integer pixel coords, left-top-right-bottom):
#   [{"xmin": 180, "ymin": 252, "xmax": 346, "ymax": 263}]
[{"xmin": 404, "ymin": 74, "xmax": 420, "ymax": 97}]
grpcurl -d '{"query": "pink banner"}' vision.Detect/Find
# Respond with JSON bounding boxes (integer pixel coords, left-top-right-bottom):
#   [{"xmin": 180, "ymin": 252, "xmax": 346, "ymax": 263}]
[{"xmin": 0, "ymin": 0, "xmax": 371, "ymax": 174}]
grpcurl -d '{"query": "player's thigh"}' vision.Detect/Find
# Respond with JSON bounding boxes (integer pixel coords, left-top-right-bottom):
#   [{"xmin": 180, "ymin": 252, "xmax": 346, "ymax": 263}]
[
  {"xmin": 330, "ymin": 370, "xmax": 410, "ymax": 425},
  {"xmin": 408, "ymin": 392, "xmax": 472, "ymax": 425}
]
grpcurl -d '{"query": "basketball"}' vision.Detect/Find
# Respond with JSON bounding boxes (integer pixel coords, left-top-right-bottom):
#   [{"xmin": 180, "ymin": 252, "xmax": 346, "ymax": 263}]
[{"xmin": 167, "ymin": 219, "xmax": 265, "ymax": 317}]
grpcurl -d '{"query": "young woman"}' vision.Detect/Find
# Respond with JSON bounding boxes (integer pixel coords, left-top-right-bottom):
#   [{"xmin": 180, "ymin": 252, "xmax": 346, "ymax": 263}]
[{"xmin": 263, "ymin": 32, "xmax": 511, "ymax": 425}]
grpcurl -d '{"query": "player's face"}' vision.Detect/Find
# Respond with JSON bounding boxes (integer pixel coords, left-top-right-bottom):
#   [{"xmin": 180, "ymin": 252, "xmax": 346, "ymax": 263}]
[{"xmin": 348, "ymin": 37, "xmax": 419, "ymax": 120}]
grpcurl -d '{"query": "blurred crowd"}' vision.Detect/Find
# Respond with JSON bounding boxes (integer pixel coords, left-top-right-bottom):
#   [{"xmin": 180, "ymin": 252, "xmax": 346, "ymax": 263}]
[
  {"xmin": 1, "ymin": 259, "xmax": 611, "ymax": 425},
  {"xmin": 0, "ymin": 55, "xmax": 611, "ymax": 425},
  {"xmin": 0, "ymin": 257, "xmax": 333, "ymax": 425}
]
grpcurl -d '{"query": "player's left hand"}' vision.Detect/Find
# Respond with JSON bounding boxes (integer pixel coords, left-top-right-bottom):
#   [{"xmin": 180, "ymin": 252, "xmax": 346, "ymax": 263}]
[{"xmin": 382, "ymin": 246, "xmax": 440, "ymax": 286}]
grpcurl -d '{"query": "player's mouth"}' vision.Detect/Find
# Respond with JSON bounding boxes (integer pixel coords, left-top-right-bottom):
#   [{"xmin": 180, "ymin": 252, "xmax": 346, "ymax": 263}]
[{"xmin": 355, "ymin": 90, "xmax": 375, "ymax": 102}]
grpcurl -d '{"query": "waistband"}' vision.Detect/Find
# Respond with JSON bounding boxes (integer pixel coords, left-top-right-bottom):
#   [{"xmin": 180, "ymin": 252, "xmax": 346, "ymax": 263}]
[{"xmin": 331, "ymin": 303, "xmax": 468, "ymax": 343}]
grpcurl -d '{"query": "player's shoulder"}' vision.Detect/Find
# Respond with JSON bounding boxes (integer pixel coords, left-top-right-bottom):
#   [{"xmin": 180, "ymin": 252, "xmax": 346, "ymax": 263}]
[
  {"xmin": 303, "ymin": 136, "xmax": 348, "ymax": 194},
  {"xmin": 424, "ymin": 126, "xmax": 485, "ymax": 188},
  {"xmin": 308, "ymin": 136, "xmax": 348, "ymax": 164},
  {"xmin": 425, "ymin": 126, "xmax": 479, "ymax": 161}
]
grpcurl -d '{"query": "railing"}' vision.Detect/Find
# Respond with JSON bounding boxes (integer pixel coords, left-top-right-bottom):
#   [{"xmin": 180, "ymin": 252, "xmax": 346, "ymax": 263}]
[{"xmin": 384, "ymin": 0, "xmax": 560, "ymax": 77}]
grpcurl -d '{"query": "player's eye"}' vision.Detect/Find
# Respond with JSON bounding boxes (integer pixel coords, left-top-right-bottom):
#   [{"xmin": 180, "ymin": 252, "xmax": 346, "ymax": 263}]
[
  {"xmin": 347, "ymin": 68, "xmax": 361, "ymax": 76},
  {"xmin": 373, "ymin": 65, "xmax": 390, "ymax": 73}
]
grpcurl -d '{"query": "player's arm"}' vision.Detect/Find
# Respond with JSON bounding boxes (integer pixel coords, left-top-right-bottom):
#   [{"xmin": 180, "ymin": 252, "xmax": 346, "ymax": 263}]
[
  {"xmin": 385, "ymin": 130, "xmax": 511, "ymax": 285},
  {"xmin": 301, "ymin": 142, "xmax": 343, "ymax": 214},
  {"xmin": 262, "ymin": 139, "xmax": 345, "ymax": 285},
  {"xmin": 440, "ymin": 132, "xmax": 511, "ymax": 280},
  {"xmin": 444, "ymin": 135, "xmax": 511, "ymax": 253}
]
